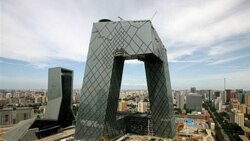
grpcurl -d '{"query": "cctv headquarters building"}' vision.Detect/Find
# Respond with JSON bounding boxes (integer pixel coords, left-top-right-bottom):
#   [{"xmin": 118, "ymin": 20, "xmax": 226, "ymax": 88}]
[{"xmin": 75, "ymin": 20, "xmax": 175, "ymax": 140}]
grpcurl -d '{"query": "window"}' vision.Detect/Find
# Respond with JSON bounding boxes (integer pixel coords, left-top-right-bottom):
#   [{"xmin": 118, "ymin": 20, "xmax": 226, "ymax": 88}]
[
  {"xmin": 24, "ymin": 113, "xmax": 27, "ymax": 120},
  {"xmin": 5, "ymin": 115, "xmax": 9, "ymax": 122}
]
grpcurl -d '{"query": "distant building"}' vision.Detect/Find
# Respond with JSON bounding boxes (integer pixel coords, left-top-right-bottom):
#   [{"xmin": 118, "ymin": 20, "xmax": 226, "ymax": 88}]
[
  {"xmin": 236, "ymin": 90, "xmax": 245, "ymax": 104},
  {"xmin": 230, "ymin": 98, "xmax": 240, "ymax": 110},
  {"xmin": 210, "ymin": 122, "xmax": 215, "ymax": 130},
  {"xmin": 221, "ymin": 91, "xmax": 227, "ymax": 104},
  {"xmin": 0, "ymin": 107, "xmax": 34, "ymax": 127},
  {"xmin": 73, "ymin": 93, "xmax": 80, "ymax": 103},
  {"xmin": 191, "ymin": 87, "xmax": 196, "ymax": 93},
  {"xmin": 245, "ymin": 93, "xmax": 250, "ymax": 115},
  {"xmin": 244, "ymin": 93, "xmax": 250, "ymax": 107},
  {"xmin": 214, "ymin": 91, "xmax": 220, "ymax": 98},
  {"xmin": 209, "ymin": 90, "xmax": 213, "ymax": 102},
  {"xmin": 34, "ymin": 96, "xmax": 42, "ymax": 103},
  {"xmin": 0, "ymin": 99, "xmax": 7, "ymax": 107},
  {"xmin": 239, "ymin": 104, "xmax": 246, "ymax": 114},
  {"xmin": 214, "ymin": 97, "xmax": 222, "ymax": 112},
  {"xmin": 118, "ymin": 100, "xmax": 127, "ymax": 112},
  {"xmin": 186, "ymin": 94, "xmax": 202, "ymax": 111},
  {"xmin": 230, "ymin": 109, "xmax": 244, "ymax": 127},
  {"xmin": 138, "ymin": 101, "xmax": 148, "ymax": 113},
  {"xmin": 247, "ymin": 107, "xmax": 250, "ymax": 115},
  {"xmin": 226, "ymin": 89, "xmax": 236, "ymax": 102},
  {"xmin": 176, "ymin": 92, "xmax": 185, "ymax": 110}
]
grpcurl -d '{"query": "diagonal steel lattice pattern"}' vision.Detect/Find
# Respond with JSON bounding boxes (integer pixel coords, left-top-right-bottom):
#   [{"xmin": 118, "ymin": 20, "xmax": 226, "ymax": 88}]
[{"xmin": 75, "ymin": 20, "xmax": 175, "ymax": 140}]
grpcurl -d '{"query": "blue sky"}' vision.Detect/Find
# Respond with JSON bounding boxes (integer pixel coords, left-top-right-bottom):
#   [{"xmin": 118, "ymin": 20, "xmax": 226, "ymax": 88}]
[{"xmin": 0, "ymin": 0, "xmax": 249, "ymax": 90}]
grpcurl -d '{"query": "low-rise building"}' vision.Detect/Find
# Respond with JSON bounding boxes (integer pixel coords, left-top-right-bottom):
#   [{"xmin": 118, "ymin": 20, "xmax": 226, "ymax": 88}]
[{"xmin": 0, "ymin": 107, "xmax": 34, "ymax": 127}]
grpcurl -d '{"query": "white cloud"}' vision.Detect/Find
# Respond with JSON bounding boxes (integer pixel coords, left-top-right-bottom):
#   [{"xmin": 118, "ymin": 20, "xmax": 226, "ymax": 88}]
[
  {"xmin": 209, "ymin": 54, "xmax": 250, "ymax": 65},
  {"xmin": 208, "ymin": 39, "xmax": 250, "ymax": 56},
  {"xmin": 0, "ymin": 0, "xmax": 249, "ymax": 90},
  {"xmin": 1, "ymin": 0, "xmax": 91, "ymax": 67},
  {"xmin": 1, "ymin": 0, "xmax": 249, "ymax": 67},
  {"xmin": 125, "ymin": 60, "xmax": 144, "ymax": 64}
]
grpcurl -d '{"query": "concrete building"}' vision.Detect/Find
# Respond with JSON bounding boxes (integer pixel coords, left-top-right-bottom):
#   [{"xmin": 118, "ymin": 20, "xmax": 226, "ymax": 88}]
[
  {"xmin": 118, "ymin": 100, "xmax": 127, "ymax": 112},
  {"xmin": 214, "ymin": 97, "xmax": 222, "ymax": 112},
  {"xmin": 210, "ymin": 122, "xmax": 215, "ymax": 130},
  {"xmin": 226, "ymin": 89, "xmax": 235, "ymax": 102},
  {"xmin": 176, "ymin": 92, "xmax": 185, "ymax": 110},
  {"xmin": 239, "ymin": 104, "xmax": 247, "ymax": 114},
  {"xmin": 244, "ymin": 93, "xmax": 250, "ymax": 107},
  {"xmin": 247, "ymin": 107, "xmax": 250, "ymax": 115},
  {"xmin": 230, "ymin": 109, "xmax": 244, "ymax": 127},
  {"xmin": 0, "ymin": 107, "xmax": 34, "ymax": 127},
  {"xmin": 137, "ymin": 101, "xmax": 148, "ymax": 113},
  {"xmin": 186, "ymin": 94, "xmax": 202, "ymax": 111},
  {"xmin": 230, "ymin": 98, "xmax": 240, "ymax": 110},
  {"xmin": 245, "ymin": 93, "xmax": 250, "ymax": 115},
  {"xmin": 221, "ymin": 91, "xmax": 227, "ymax": 104}
]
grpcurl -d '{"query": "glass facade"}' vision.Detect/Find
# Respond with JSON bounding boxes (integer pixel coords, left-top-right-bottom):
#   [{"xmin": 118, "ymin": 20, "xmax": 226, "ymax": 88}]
[
  {"xmin": 75, "ymin": 20, "xmax": 175, "ymax": 140},
  {"xmin": 45, "ymin": 67, "xmax": 75, "ymax": 127}
]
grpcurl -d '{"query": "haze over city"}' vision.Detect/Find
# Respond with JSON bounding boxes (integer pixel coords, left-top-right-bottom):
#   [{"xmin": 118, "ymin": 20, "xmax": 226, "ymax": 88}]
[{"xmin": 0, "ymin": 0, "xmax": 250, "ymax": 90}]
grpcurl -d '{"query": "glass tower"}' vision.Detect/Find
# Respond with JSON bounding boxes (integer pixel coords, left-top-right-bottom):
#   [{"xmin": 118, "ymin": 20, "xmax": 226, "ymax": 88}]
[{"xmin": 75, "ymin": 20, "xmax": 175, "ymax": 140}]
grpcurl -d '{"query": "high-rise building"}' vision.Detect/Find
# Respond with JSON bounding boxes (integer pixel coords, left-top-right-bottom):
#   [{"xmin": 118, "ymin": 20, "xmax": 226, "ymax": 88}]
[
  {"xmin": 230, "ymin": 98, "xmax": 240, "ymax": 110},
  {"xmin": 209, "ymin": 90, "xmax": 213, "ymax": 102},
  {"xmin": 214, "ymin": 97, "xmax": 222, "ymax": 112},
  {"xmin": 239, "ymin": 104, "xmax": 246, "ymax": 114},
  {"xmin": 244, "ymin": 93, "xmax": 250, "ymax": 107},
  {"xmin": 214, "ymin": 91, "xmax": 220, "ymax": 98},
  {"xmin": 221, "ymin": 91, "xmax": 227, "ymax": 104},
  {"xmin": 176, "ymin": 92, "xmax": 185, "ymax": 110},
  {"xmin": 236, "ymin": 90, "xmax": 245, "ymax": 104},
  {"xmin": 226, "ymin": 89, "xmax": 236, "ymax": 102},
  {"xmin": 75, "ymin": 20, "xmax": 175, "ymax": 140},
  {"xmin": 230, "ymin": 109, "xmax": 244, "ymax": 127},
  {"xmin": 191, "ymin": 87, "xmax": 196, "ymax": 93},
  {"xmin": 138, "ymin": 101, "xmax": 148, "ymax": 113},
  {"xmin": 247, "ymin": 107, "xmax": 250, "ymax": 115},
  {"xmin": 44, "ymin": 67, "xmax": 75, "ymax": 125},
  {"xmin": 118, "ymin": 100, "xmax": 127, "ymax": 112},
  {"xmin": 4, "ymin": 67, "xmax": 75, "ymax": 141},
  {"xmin": 186, "ymin": 94, "xmax": 202, "ymax": 111}
]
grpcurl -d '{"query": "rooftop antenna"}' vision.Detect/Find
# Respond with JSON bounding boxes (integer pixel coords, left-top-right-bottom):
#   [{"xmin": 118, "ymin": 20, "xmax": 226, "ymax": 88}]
[
  {"xmin": 118, "ymin": 16, "xmax": 124, "ymax": 21},
  {"xmin": 151, "ymin": 11, "xmax": 158, "ymax": 21}
]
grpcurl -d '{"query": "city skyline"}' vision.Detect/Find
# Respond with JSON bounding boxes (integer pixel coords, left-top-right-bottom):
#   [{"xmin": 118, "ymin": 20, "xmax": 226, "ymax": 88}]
[{"xmin": 1, "ymin": 0, "xmax": 250, "ymax": 90}]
